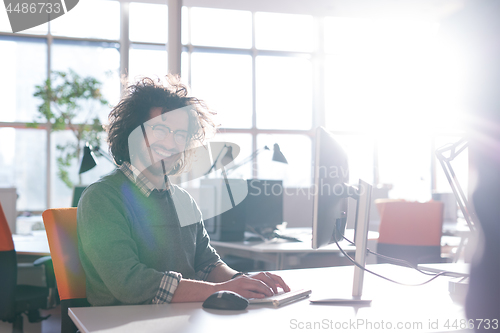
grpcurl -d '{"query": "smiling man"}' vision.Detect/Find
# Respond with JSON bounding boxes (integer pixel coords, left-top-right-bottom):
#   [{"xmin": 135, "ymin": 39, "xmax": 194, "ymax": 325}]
[{"xmin": 76, "ymin": 76, "xmax": 289, "ymax": 307}]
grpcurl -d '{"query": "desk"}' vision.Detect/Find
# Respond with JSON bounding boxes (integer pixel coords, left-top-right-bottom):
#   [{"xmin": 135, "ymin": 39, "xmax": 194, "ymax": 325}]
[
  {"xmin": 12, "ymin": 230, "xmax": 51, "ymax": 256},
  {"xmin": 12, "ymin": 230, "xmax": 52, "ymax": 287},
  {"xmin": 69, "ymin": 264, "xmax": 468, "ymax": 333},
  {"xmin": 211, "ymin": 229, "xmax": 378, "ymax": 270}
]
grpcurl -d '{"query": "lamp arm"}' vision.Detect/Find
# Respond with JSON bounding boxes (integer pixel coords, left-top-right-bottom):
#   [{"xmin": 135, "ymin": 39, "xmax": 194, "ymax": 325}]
[
  {"xmin": 205, "ymin": 144, "xmax": 227, "ymax": 176},
  {"xmin": 436, "ymin": 138, "xmax": 468, "ymax": 162},
  {"xmin": 435, "ymin": 140, "xmax": 477, "ymax": 232},
  {"xmin": 94, "ymin": 147, "xmax": 116, "ymax": 165}
]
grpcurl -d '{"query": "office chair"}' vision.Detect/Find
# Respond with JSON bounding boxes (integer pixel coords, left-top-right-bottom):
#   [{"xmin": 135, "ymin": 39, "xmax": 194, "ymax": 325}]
[
  {"xmin": 42, "ymin": 208, "xmax": 89, "ymax": 333},
  {"xmin": 71, "ymin": 186, "xmax": 87, "ymax": 208},
  {"xmin": 375, "ymin": 199, "xmax": 447, "ymax": 267},
  {"xmin": 0, "ymin": 202, "xmax": 55, "ymax": 333}
]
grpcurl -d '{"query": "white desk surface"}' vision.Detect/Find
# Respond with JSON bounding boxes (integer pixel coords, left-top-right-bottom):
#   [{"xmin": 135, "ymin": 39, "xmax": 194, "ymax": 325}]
[
  {"xmin": 211, "ymin": 229, "xmax": 378, "ymax": 254},
  {"xmin": 69, "ymin": 264, "xmax": 468, "ymax": 333},
  {"xmin": 13, "ymin": 230, "xmax": 51, "ymax": 256},
  {"xmin": 210, "ymin": 229, "xmax": 379, "ymax": 270}
]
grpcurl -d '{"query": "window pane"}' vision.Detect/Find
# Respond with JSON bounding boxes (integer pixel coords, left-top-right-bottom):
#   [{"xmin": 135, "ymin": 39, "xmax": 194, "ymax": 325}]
[
  {"xmin": 256, "ymin": 56, "xmax": 312, "ymax": 130},
  {"xmin": 51, "ymin": 40, "xmax": 121, "ymax": 124},
  {"xmin": 129, "ymin": 45, "xmax": 168, "ymax": 82},
  {"xmin": 130, "ymin": 2, "xmax": 168, "ymax": 43},
  {"xmin": 190, "ymin": 7, "xmax": 251, "ymax": 49},
  {"xmin": 0, "ymin": 128, "xmax": 47, "ymax": 211},
  {"xmin": 335, "ymin": 134, "xmax": 374, "ymax": 185},
  {"xmin": 0, "ymin": 37, "xmax": 47, "ymax": 122},
  {"xmin": 255, "ymin": 12, "xmax": 314, "ymax": 52},
  {"xmin": 50, "ymin": 0, "xmax": 120, "ymax": 39},
  {"xmin": 378, "ymin": 135, "xmax": 432, "ymax": 202},
  {"xmin": 324, "ymin": 17, "xmax": 444, "ymax": 132},
  {"xmin": 257, "ymin": 134, "xmax": 311, "ymax": 188},
  {"xmin": 191, "ymin": 52, "xmax": 252, "ymax": 129}
]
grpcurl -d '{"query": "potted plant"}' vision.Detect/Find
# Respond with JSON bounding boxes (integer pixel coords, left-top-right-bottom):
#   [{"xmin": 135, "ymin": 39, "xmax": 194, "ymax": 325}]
[{"xmin": 30, "ymin": 69, "xmax": 108, "ymax": 188}]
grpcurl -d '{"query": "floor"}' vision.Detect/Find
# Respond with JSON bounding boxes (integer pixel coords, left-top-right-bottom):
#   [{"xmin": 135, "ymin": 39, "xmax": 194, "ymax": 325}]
[{"xmin": 0, "ymin": 305, "xmax": 61, "ymax": 333}]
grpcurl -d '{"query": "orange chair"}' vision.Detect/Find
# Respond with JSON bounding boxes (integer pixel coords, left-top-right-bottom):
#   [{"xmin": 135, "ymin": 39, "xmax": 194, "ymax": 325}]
[
  {"xmin": 0, "ymin": 202, "xmax": 54, "ymax": 332},
  {"xmin": 375, "ymin": 199, "xmax": 446, "ymax": 266},
  {"xmin": 42, "ymin": 208, "xmax": 89, "ymax": 333}
]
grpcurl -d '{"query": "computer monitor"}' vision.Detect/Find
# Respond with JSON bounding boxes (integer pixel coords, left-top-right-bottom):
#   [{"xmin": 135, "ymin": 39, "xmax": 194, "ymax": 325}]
[
  {"xmin": 310, "ymin": 127, "xmax": 373, "ymax": 303},
  {"xmin": 201, "ymin": 178, "xmax": 284, "ymax": 241},
  {"xmin": 244, "ymin": 179, "xmax": 283, "ymax": 235},
  {"xmin": 311, "ymin": 127, "xmax": 350, "ymax": 249}
]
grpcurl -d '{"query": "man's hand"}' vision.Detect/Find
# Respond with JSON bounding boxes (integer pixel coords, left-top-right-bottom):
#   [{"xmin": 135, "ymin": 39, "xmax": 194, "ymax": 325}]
[{"xmin": 214, "ymin": 272, "xmax": 290, "ymax": 299}]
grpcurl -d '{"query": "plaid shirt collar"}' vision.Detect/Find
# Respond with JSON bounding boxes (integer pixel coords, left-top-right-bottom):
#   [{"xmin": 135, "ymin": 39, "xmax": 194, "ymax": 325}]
[{"xmin": 120, "ymin": 162, "xmax": 171, "ymax": 197}]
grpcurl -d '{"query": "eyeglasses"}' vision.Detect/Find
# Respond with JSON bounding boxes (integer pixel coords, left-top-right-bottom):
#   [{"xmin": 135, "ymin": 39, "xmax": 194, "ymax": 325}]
[{"xmin": 147, "ymin": 124, "xmax": 188, "ymax": 146}]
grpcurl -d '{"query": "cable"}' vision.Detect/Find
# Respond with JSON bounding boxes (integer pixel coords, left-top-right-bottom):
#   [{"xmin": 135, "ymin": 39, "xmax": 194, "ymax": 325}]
[
  {"xmin": 336, "ymin": 237, "xmax": 452, "ymax": 286},
  {"xmin": 342, "ymin": 237, "xmax": 440, "ymax": 276}
]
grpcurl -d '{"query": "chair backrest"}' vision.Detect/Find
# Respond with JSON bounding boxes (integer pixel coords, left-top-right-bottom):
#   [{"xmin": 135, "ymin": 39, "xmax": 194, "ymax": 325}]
[
  {"xmin": 42, "ymin": 208, "xmax": 86, "ymax": 300},
  {"xmin": 0, "ymin": 201, "xmax": 14, "ymax": 252},
  {"xmin": 0, "ymin": 202, "xmax": 17, "ymax": 321},
  {"xmin": 376, "ymin": 199, "xmax": 444, "ymax": 246}
]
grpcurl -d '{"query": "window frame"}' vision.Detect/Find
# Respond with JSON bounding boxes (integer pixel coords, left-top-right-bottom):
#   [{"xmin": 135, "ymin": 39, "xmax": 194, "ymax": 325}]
[{"xmin": 0, "ymin": 0, "xmax": 466, "ymax": 213}]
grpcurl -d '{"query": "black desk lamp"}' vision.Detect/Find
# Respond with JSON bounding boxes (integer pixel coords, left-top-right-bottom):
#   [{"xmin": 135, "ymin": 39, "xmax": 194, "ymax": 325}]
[{"xmin": 79, "ymin": 143, "xmax": 115, "ymax": 174}]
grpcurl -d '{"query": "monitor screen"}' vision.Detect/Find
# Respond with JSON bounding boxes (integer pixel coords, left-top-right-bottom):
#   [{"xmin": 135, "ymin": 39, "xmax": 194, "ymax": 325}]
[
  {"xmin": 244, "ymin": 179, "xmax": 283, "ymax": 234},
  {"xmin": 312, "ymin": 127, "xmax": 350, "ymax": 249},
  {"xmin": 200, "ymin": 178, "xmax": 283, "ymax": 239}
]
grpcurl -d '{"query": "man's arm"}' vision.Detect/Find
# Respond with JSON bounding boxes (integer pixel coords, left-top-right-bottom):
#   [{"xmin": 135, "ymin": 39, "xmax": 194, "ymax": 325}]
[
  {"xmin": 171, "ymin": 264, "xmax": 290, "ymax": 302},
  {"xmin": 205, "ymin": 262, "xmax": 239, "ymax": 282}
]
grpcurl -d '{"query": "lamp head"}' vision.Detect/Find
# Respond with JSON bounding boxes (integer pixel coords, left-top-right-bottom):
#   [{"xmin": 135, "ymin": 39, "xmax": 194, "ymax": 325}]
[
  {"xmin": 79, "ymin": 144, "xmax": 97, "ymax": 174},
  {"xmin": 272, "ymin": 143, "xmax": 288, "ymax": 164},
  {"xmin": 220, "ymin": 145, "xmax": 234, "ymax": 166}
]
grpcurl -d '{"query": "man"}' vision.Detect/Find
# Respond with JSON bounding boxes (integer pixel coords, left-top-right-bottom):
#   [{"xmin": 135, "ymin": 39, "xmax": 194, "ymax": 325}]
[
  {"xmin": 443, "ymin": 1, "xmax": 500, "ymax": 329},
  {"xmin": 77, "ymin": 76, "xmax": 289, "ymax": 306}
]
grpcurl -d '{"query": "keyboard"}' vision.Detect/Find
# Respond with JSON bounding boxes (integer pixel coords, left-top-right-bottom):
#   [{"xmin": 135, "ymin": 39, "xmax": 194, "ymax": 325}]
[
  {"xmin": 274, "ymin": 229, "xmax": 312, "ymax": 242},
  {"xmin": 248, "ymin": 289, "xmax": 312, "ymax": 307}
]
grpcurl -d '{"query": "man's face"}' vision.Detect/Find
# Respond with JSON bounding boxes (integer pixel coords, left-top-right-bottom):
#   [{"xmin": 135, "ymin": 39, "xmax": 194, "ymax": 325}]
[{"xmin": 128, "ymin": 107, "xmax": 189, "ymax": 182}]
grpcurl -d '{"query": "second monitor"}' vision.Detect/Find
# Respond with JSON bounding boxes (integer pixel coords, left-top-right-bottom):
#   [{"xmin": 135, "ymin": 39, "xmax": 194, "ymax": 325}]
[{"xmin": 201, "ymin": 178, "xmax": 283, "ymax": 241}]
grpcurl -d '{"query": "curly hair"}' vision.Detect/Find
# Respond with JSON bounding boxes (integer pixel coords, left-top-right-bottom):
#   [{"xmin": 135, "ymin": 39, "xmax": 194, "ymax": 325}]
[{"xmin": 107, "ymin": 75, "xmax": 216, "ymax": 175}]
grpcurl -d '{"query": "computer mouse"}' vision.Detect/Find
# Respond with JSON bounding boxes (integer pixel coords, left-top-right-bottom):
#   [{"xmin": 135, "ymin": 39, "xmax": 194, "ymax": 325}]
[{"xmin": 202, "ymin": 291, "xmax": 249, "ymax": 310}]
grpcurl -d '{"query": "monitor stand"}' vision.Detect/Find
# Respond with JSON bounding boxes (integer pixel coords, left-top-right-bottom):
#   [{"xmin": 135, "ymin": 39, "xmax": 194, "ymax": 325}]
[{"xmin": 310, "ymin": 179, "xmax": 373, "ymax": 305}]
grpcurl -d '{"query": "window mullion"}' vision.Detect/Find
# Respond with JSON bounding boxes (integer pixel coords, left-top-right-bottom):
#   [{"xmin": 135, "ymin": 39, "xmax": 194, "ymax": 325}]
[{"xmin": 251, "ymin": 11, "xmax": 258, "ymax": 179}]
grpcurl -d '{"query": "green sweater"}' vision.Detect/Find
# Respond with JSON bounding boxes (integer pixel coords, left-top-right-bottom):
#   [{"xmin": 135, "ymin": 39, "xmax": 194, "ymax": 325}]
[{"xmin": 77, "ymin": 169, "xmax": 220, "ymax": 306}]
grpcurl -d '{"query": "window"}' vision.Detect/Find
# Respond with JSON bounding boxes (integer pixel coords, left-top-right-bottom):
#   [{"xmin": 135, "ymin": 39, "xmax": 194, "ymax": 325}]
[
  {"xmin": 129, "ymin": 45, "xmax": 168, "ymax": 82},
  {"xmin": 190, "ymin": 52, "xmax": 252, "ymax": 129},
  {"xmin": 50, "ymin": 0, "xmax": 120, "ymax": 39},
  {"xmin": 255, "ymin": 55, "xmax": 312, "ymax": 130},
  {"xmin": 182, "ymin": 7, "xmax": 316, "ymax": 187},
  {"xmin": 189, "ymin": 8, "xmax": 252, "ymax": 48},
  {"xmin": 323, "ymin": 16, "xmax": 465, "ymax": 199},
  {"xmin": 129, "ymin": 2, "xmax": 168, "ymax": 44},
  {"xmin": 0, "ymin": 0, "xmax": 121, "ymax": 219},
  {"xmin": 0, "ymin": 1, "xmax": 468, "ymax": 226},
  {"xmin": 0, "ymin": 37, "xmax": 47, "ymax": 122},
  {"xmin": 0, "ymin": 128, "xmax": 47, "ymax": 211},
  {"xmin": 255, "ymin": 12, "xmax": 314, "ymax": 52}
]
